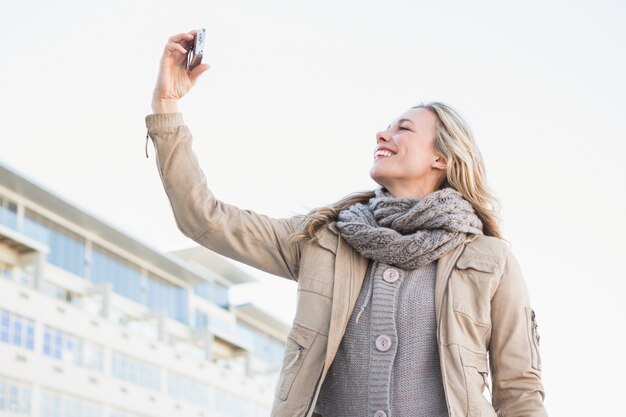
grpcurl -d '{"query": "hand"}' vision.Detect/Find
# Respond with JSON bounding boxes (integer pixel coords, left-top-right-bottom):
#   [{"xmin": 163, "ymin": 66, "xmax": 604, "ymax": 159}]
[{"xmin": 152, "ymin": 30, "xmax": 211, "ymax": 113}]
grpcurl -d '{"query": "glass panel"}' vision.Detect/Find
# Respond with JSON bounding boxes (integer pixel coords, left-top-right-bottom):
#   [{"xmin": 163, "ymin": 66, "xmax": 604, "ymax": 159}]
[
  {"xmin": 0, "ymin": 375, "xmax": 32, "ymax": 415},
  {"xmin": 26, "ymin": 325, "xmax": 34, "ymax": 350},
  {"xmin": 167, "ymin": 371, "xmax": 209, "ymax": 407},
  {"xmin": 0, "ymin": 309, "xmax": 35, "ymax": 351},
  {"xmin": 91, "ymin": 244, "xmax": 142, "ymax": 303},
  {"xmin": 0, "ymin": 261, "xmax": 12, "ymax": 280},
  {"xmin": 110, "ymin": 352, "xmax": 160, "ymax": 391},
  {"xmin": 237, "ymin": 321, "xmax": 285, "ymax": 369},
  {"xmin": 41, "ymin": 280, "xmax": 67, "ymax": 301},
  {"xmin": 193, "ymin": 281, "xmax": 229, "ymax": 308},
  {"xmin": 13, "ymin": 320, "xmax": 22, "ymax": 345},
  {"xmin": 194, "ymin": 310, "xmax": 209, "ymax": 329},
  {"xmin": 0, "ymin": 196, "xmax": 18, "ymax": 230},
  {"xmin": 145, "ymin": 274, "xmax": 189, "ymax": 324},
  {"xmin": 40, "ymin": 388, "xmax": 101, "ymax": 417},
  {"xmin": 209, "ymin": 314, "xmax": 233, "ymax": 335},
  {"xmin": 43, "ymin": 325, "xmax": 104, "ymax": 372},
  {"xmin": 110, "ymin": 409, "xmax": 147, "ymax": 417},
  {"xmin": 23, "ymin": 209, "xmax": 86, "ymax": 277},
  {"xmin": 214, "ymin": 388, "xmax": 257, "ymax": 417}
]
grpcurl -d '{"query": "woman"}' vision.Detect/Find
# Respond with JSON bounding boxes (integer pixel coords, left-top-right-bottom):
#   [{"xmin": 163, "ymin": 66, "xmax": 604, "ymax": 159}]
[{"xmin": 146, "ymin": 31, "xmax": 548, "ymax": 417}]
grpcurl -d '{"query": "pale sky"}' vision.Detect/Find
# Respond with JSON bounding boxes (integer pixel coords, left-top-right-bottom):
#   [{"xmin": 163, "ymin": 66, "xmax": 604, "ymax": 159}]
[{"xmin": 2, "ymin": 0, "xmax": 626, "ymax": 415}]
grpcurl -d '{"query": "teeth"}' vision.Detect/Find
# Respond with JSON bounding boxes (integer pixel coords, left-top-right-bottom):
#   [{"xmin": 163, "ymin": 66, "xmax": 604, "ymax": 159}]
[{"xmin": 375, "ymin": 150, "xmax": 395, "ymax": 158}]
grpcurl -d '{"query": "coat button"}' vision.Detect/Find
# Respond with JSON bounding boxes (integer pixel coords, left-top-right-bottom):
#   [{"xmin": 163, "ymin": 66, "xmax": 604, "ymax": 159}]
[
  {"xmin": 382, "ymin": 268, "xmax": 399, "ymax": 283},
  {"xmin": 374, "ymin": 410, "xmax": 387, "ymax": 417},
  {"xmin": 375, "ymin": 335, "xmax": 392, "ymax": 352}
]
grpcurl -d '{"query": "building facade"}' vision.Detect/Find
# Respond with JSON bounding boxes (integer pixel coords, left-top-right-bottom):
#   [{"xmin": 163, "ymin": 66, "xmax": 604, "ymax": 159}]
[{"xmin": 0, "ymin": 162, "xmax": 288, "ymax": 417}]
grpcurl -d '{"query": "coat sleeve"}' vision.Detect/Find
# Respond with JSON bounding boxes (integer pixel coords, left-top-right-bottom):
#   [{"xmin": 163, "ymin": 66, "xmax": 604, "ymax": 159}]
[
  {"xmin": 489, "ymin": 247, "xmax": 548, "ymax": 417},
  {"xmin": 145, "ymin": 112, "xmax": 304, "ymax": 281}
]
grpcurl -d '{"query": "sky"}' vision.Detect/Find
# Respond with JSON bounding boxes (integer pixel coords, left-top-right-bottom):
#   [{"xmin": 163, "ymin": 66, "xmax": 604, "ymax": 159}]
[{"xmin": 2, "ymin": 0, "xmax": 626, "ymax": 415}]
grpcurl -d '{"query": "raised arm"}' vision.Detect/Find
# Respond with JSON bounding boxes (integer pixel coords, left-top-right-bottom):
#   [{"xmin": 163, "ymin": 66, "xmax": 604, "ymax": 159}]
[{"xmin": 146, "ymin": 31, "xmax": 304, "ymax": 280}]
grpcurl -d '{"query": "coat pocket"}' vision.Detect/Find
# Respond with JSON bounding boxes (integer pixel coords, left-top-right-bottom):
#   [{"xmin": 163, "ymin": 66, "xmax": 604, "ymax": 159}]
[
  {"xmin": 460, "ymin": 348, "xmax": 495, "ymax": 417},
  {"xmin": 525, "ymin": 307, "xmax": 542, "ymax": 371},
  {"xmin": 275, "ymin": 323, "xmax": 318, "ymax": 401},
  {"xmin": 451, "ymin": 256, "xmax": 500, "ymax": 326}
]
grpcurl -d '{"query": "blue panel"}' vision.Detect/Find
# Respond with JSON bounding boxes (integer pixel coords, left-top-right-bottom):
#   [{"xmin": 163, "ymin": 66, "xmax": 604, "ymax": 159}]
[
  {"xmin": 193, "ymin": 281, "xmax": 229, "ymax": 308},
  {"xmin": 91, "ymin": 247, "xmax": 142, "ymax": 303},
  {"xmin": 146, "ymin": 276, "xmax": 189, "ymax": 325},
  {"xmin": 23, "ymin": 212, "xmax": 86, "ymax": 277},
  {"xmin": 0, "ymin": 200, "xmax": 17, "ymax": 230}
]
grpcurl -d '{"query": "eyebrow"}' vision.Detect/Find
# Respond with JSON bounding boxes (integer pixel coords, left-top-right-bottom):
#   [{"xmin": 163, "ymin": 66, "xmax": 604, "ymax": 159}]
[{"xmin": 387, "ymin": 118, "xmax": 414, "ymax": 129}]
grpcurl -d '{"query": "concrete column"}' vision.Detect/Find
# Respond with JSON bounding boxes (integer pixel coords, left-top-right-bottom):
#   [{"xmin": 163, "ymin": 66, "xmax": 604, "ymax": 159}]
[
  {"xmin": 19, "ymin": 251, "xmax": 45, "ymax": 290},
  {"xmin": 100, "ymin": 283, "xmax": 112, "ymax": 319},
  {"xmin": 244, "ymin": 351, "xmax": 252, "ymax": 377},
  {"xmin": 156, "ymin": 310, "xmax": 166, "ymax": 343},
  {"xmin": 204, "ymin": 330, "xmax": 214, "ymax": 362},
  {"xmin": 30, "ymin": 383, "xmax": 42, "ymax": 417}
]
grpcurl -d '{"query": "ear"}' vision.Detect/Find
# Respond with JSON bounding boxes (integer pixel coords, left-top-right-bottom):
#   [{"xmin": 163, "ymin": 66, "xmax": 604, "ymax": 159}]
[{"xmin": 433, "ymin": 156, "xmax": 447, "ymax": 170}]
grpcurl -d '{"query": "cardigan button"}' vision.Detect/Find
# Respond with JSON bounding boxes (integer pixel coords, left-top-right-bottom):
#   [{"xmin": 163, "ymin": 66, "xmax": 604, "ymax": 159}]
[
  {"xmin": 374, "ymin": 410, "xmax": 388, "ymax": 417},
  {"xmin": 375, "ymin": 335, "xmax": 392, "ymax": 352},
  {"xmin": 382, "ymin": 268, "xmax": 400, "ymax": 283}
]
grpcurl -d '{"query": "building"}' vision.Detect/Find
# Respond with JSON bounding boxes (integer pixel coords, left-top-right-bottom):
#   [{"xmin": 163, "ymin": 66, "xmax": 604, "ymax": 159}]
[{"xmin": 0, "ymin": 161, "xmax": 289, "ymax": 417}]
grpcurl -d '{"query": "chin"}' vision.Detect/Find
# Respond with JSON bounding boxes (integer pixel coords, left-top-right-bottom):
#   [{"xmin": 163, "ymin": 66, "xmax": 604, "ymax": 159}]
[
  {"xmin": 369, "ymin": 168, "xmax": 379, "ymax": 182},
  {"xmin": 369, "ymin": 170, "xmax": 386, "ymax": 188}
]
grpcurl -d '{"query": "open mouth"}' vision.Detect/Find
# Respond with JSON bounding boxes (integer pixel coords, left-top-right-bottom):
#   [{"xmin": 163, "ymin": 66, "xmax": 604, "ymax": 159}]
[{"xmin": 374, "ymin": 150, "xmax": 396, "ymax": 159}]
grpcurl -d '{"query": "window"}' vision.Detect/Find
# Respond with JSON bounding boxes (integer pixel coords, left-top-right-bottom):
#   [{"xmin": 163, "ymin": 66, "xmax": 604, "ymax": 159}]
[
  {"xmin": 111, "ymin": 352, "xmax": 160, "ymax": 391},
  {"xmin": 41, "ymin": 281, "xmax": 82, "ymax": 307},
  {"xmin": 0, "ymin": 309, "xmax": 34, "ymax": 350},
  {"xmin": 194, "ymin": 310, "xmax": 209, "ymax": 329},
  {"xmin": 237, "ymin": 321, "xmax": 285, "ymax": 369},
  {"xmin": 214, "ymin": 388, "xmax": 256, "ymax": 417},
  {"xmin": 145, "ymin": 274, "xmax": 189, "ymax": 324},
  {"xmin": 91, "ymin": 244, "xmax": 142, "ymax": 303},
  {"xmin": 110, "ymin": 409, "xmax": 148, "ymax": 417},
  {"xmin": 18, "ymin": 262, "xmax": 35, "ymax": 288},
  {"xmin": 43, "ymin": 326, "xmax": 104, "ymax": 372},
  {"xmin": 206, "ymin": 313, "xmax": 233, "ymax": 336},
  {"xmin": 0, "ymin": 261, "xmax": 12, "ymax": 280},
  {"xmin": 194, "ymin": 281, "xmax": 229, "ymax": 308},
  {"xmin": 23, "ymin": 209, "xmax": 86, "ymax": 277},
  {"xmin": 0, "ymin": 375, "xmax": 32, "ymax": 415},
  {"xmin": 40, "ymin": 388, "xmax": 102, "ymax": 417},
  {"xmin": 41, "ymin": 280, "xmax": 68, "ymax": 301},
  {"xmin": 0, "ymin": 195, "xmax": 18, "ymax": 230},
  {"xmin": 167, "ymin": 371, "xmax": 209, "ymax": 407}
]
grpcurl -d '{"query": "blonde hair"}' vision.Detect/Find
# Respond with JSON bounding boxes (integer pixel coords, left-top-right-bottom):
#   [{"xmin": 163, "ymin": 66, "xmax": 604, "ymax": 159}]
[{"xmin": 288, "ymin": 101, "xmax": 503, "ymax": 243}]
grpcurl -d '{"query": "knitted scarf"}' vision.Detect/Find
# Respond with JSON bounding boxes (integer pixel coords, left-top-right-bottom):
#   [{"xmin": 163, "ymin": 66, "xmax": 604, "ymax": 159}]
[{"xmin": 335, "ymin": 186, "xmax": 484, "ymax": 269}]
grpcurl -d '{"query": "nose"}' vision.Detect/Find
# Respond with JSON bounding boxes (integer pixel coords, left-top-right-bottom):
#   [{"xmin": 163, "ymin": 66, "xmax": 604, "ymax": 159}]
[{"xmin": 376, "ymin": 130, "xmax": 391, "ymax": 144}]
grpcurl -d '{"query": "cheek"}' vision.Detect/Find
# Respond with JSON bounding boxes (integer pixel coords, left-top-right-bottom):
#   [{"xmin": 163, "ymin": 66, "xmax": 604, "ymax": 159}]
[
  {"xmin": 404, "ymin": 144, "xmax": 436, "ymax": 166},
  {"xmin": 401, "ymin": 158, "xmax": 429, "ymax": 176},
  {"xmin": 400, "ymin": 149, "xmax": 431, "ymax": 170}
]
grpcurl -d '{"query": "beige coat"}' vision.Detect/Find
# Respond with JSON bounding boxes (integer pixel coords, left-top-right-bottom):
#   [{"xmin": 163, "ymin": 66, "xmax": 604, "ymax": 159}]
[{"xmin": 146, "ymin": 113, "xmax": 548, "ymax": 417}]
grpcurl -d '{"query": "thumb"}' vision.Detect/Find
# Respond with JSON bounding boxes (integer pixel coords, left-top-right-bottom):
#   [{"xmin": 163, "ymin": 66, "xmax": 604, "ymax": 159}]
[{"xmin": 189, "ymin": 63, "xmax": 211, "ymax": 84}]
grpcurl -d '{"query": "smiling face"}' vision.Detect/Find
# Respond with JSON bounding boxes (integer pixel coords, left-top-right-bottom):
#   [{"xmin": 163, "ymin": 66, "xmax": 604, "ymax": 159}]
[{"xmin": 370, "ymin": 107, "xmax": 447, "ymax": 199}]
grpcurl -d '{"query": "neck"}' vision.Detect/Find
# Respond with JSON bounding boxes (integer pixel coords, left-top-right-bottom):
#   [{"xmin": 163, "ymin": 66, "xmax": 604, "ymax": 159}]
[{"xmin": 383, "ymin": 184, "xmax": 439, "ymax": 200}]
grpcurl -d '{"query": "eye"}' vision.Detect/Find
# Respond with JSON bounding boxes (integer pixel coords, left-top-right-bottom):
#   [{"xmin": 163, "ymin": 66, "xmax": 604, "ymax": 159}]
[{"xmin": 398, "ymin": 125, "xmax": 411, "ymax": 131}]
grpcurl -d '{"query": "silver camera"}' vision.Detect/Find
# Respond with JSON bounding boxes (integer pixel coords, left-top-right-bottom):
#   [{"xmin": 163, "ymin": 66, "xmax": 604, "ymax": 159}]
[{"xmin": 186, "ymin": 28, "xmax": 206, "ymax": 72}]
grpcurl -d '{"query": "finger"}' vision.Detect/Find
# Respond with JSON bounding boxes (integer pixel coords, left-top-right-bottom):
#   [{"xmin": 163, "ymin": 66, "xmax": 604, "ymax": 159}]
[
  {"xmin": 165, "ymin": 42, "xmax": 187, "ymax": 55},
  {"xmin": 189, "ymin": 63, "xmax": 211, "ymax": 83},
  {"xmin": 168, "ymin": 32, "xmax": 194, "ymax": 44}
]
